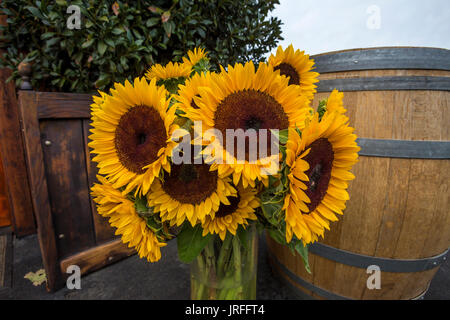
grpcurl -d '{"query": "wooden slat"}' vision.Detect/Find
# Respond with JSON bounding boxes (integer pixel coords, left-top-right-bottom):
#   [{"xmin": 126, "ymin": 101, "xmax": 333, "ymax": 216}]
[
  {"xmin": 40, "ymin": 119, "xmax": 96, "ymax": 258},
  {"xmin": 35, "ymin": 92, "xmax": 93, "ymax": 119},
  {"xmin": 60, "ymin": 239, "xmax": 135, "ymax": 276},
  {"xmin": 0, "ymin": 152, "xmax": 11, "ymax": 227},
  {"xmin": 82, "ymin": 119, "xmax": 116, "ymax": 243},
  {"xmin": 0, "ymin": 71, "xmax": 36, "ymax": 236},
  {"xmin": 17, "ymin": 91, "xmax": 61, "ymax": 291}
]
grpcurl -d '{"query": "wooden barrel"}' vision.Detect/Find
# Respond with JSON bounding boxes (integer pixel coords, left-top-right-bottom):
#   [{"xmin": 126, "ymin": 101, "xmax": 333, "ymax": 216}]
[{"xmin": 266, "ymin": 47, "xmax": 450, "ymax": 300}]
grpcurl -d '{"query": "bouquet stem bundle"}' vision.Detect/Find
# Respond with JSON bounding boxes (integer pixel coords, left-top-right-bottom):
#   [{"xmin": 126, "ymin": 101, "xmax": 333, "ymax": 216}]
[{"xmin": 191, "ymin": 224, "xmax": 257, "ymax": 300}]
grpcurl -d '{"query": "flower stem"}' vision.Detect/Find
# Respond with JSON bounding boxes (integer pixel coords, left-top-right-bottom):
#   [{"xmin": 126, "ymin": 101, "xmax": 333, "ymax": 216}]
[
  {"xmin": 217, "ymin": 234, "xmax": 232, "ymax": 278},
  {"xmin": 204, "ymin": 240, "xmax": 217, "ymax": 299},
  {"xmin": 232, "ymin": 236, "xmax": 242, "ymax": 299}
]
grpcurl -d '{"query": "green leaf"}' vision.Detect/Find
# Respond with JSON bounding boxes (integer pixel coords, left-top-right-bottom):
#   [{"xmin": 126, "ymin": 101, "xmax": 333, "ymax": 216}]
[
  {"xmin": 25, "ymin": 6, "xmax": 45, "ymax": 20},
  {"xmin": 104, "ymin": 38, "xmax": 115, "ymax": 47},
  {"xmin": 46, "ymin": 37, "xmax": 59, "ymax": 47},
  {"xmin": 112, "ymin": 27, "xmax": 124, "ymax": 35},
  {"xmin": 163, "ymin": 21, "xmax": 173, "ymax": 37},
  {"xmin": 24, "ymin": 269, "xmax": 47, "ymax": 286},
  {"xmin": 177, "ymin": 223, "xmax": 212, "ymax": 263},
  {"xmin": 146, "ymin": 17, "xmax": 160, "ymax": 27},
  {"xmin": 197, "ymin": 27, "xmax": 206, "ymax": 38},
  {"xmin": 95, "ymin": 73, "xmax": 110, "ymax": 88},
  {"xmin": 317, "ymin": 99, "xmax": 328, "ymax": 121},
  {"xmin": 294, "ymin": 241, "xmax": 311, "ymax": 273},
  {"xmin": 134, "ymin": 196, "xmax": 148, "ymax": 215},
  {"xmin": 267, "ymin": 229, "xmax": 286, "ymax": 245},
  {"xmin": 41, "ymin": 32, "xmax": 55, "ymax": 40},
  {"xmin": 82, "ymin": 39, "xmax": 95, "ymax": 48},
  {"xmin": 97, "ymin": 41, "xmax": 107, "ymax": 56}
]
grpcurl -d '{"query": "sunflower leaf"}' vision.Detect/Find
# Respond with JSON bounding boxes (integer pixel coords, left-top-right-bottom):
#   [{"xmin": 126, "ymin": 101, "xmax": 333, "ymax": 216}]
[
  {"xmin": 293, "ymin": 241, "xmax": 311, "ymax": 274},
  {"xmin": 267, "ymin": 228, "xmax": 286, "ymax": 245},
  {"xmin": 177, "ymin": 223, "xmax": 212, "ymax": 263},
  {"xmin": 317, "ymin": 99, "xmax": 328, "ymax": 121}
]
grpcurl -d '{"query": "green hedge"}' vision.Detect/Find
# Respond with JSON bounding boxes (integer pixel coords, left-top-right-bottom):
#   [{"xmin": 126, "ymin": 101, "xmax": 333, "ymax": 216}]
[{"xmin": 0, "ymin": 0, "xmax": 283, "ymax": 93}]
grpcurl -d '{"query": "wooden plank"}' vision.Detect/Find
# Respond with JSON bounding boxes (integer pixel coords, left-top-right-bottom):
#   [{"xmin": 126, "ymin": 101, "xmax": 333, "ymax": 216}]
[
  {"xmin": 59, "ymin": 239, "xmax": 135, "ymax": 276},
  {"xmin": 82, "ymin": 119, "xmax": 116, "ymax": 244},
  {"xmin": 0, "ymin": 151, "xmax": 11, "ymax": 227},
  {"xmin": 40, "ymin": 119, "xmax": 96, "ymax": 259},
  {"xmin": 17, "ymin": 90, "xmax": 61, "ymax": 291},
  {"xmin": 394, "ymin": 159, "xmax": 441, "ymax": 259},
  {"xmin": 0, "ymin": 71, "xmax": 36, "ymax": 236},
  {"xmin": 36, "ymin": 92, "xmax": 93, "ymax": 119},
  {"xmin": 374, "ymin": 158, "xmax": 411, "ymax": 258}
]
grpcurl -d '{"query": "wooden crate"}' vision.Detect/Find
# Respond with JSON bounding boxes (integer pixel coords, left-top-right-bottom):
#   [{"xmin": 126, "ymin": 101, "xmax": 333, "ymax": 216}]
[{"xmin": 18, "ymin": 90, "xmax": 135, "ymax": 292}]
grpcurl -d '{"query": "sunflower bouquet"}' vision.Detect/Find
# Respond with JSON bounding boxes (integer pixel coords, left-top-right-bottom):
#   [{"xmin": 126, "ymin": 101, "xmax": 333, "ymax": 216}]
[{"xmin": 89, "ymin": 45, "xmax": 360, "ymax": 300}]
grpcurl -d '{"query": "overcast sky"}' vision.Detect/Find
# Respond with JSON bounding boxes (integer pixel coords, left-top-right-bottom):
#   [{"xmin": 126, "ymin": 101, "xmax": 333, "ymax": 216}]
[{"xmin": 270, "ymin": 0, "xmax": 450, "ymax": 56}]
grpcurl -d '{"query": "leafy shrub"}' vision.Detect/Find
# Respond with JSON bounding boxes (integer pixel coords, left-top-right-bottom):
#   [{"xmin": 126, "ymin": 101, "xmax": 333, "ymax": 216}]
[{"xmin": 0, "ymin": 0, "xmax": 283, "ymax": 93}]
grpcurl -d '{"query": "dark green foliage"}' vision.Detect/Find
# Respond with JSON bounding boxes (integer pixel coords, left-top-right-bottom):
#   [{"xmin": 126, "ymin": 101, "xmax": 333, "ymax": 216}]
[
  {"xmin": 177, "ymin": 223, "xmax": 212, "ymax": 263},
  {"xmin": 0, "ymin": 0, "xmax": 283, "ymax": 93}
]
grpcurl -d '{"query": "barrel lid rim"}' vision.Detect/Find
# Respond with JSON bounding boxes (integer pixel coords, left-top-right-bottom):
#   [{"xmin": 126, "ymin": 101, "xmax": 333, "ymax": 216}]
[{"xmin": 311, "ymin": 46, "xmax": 450, "ymax": 58}]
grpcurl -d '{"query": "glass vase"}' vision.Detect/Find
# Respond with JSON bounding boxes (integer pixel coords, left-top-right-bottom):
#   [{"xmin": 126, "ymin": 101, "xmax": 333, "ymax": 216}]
[{"xmin": 190, "ymin": 224, "xmax": 258, "ymax": 300}]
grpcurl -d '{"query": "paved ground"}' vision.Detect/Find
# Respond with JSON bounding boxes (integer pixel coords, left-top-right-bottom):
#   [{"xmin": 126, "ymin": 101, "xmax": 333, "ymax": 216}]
[{"xmin": 0, "ymin": 234, "xmax": 448, "ymax": 300}]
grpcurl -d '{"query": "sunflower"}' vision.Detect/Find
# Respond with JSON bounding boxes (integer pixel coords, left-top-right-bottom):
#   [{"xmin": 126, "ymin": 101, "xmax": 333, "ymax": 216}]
[
  {"xmin": 174, "ymin": 71, "xmax": 216, "ymax": 118},
  {"xmin": 147, "ymin": 159, "xmax": 237, "ymax": 227},
  {"xmin": 182, "ymin": 47, "xmax": 208, "ymax": 68},
  {"xmin": 186, "ymin": 61, "xmax": 312, "ymax": 188},
  {"xmin": 283, "ymin": 110, "xmax": 360, "ymax": 244},
  {"xmin": 201, "ymin": 185, "xmax": 260, "ymax": 240},
  {"xmin": 145, "ymin": 61, "xmax": 192, "ymax": 82},
  {"xmin": 91, "ymin": 175, "xmax": 167, "ymax": 262},
  {"xmin": 88, "ymin": 77, "xmax": 178, "ymax": 196},
  {"xmin": 91, "ymin": 90, "xmax": 107, "ymax": 112},
  {"xmin": 324, "ymin": 89, "xmax": 347, "ymax": 116},
  {"xmin": 268, "ymin": 45, "xmax": 319, "ymax": 101},
  {"xmin": 90, "ymin": 90, "xmax": 108, "ymax": 121}
]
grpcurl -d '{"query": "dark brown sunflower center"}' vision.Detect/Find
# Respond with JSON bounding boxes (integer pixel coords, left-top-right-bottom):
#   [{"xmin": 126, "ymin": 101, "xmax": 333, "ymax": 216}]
[
  {"xmin": 303, "ymin": 138, "xmax": 334, "ymax": 213},
  {"xmin": 214, "ymin": 90, "xmax": 289, "ymax": 161},
  {"xmin": 162, "ymin": 163, "xmax": 218, "ymax": 205},
  {"xmin": 245, "ymin": 116, "xmax": 263, "ymax": 131},
  {"xmin": 179, "ymin": 164, "xmax": 198, "ymax": 184},
  {"xmin": 114, "ymin": 105, "xmax": 167, "ymax": 174},
  {"xmin": 215, "ymin": 195, "xmax": 241, "ymax": 218},
  {"xmin": 274, "ymin": 63, "xmax": 300, "ymax": 85}
]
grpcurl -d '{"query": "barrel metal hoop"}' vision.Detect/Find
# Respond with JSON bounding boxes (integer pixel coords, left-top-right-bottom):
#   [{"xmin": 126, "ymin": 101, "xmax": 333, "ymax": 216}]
[
  {"xmin": 411, "ymin": 285, "xmax": 430, "ymax": 300},
  {"xmin": 270, "ymin": 253, "xmax": 353, "ymax": 300},
  {"xmin": 317, "ymin": 76, "xmax": 450, "ymax": 92},
  {"xmin": 312, "ymin": 47, "xmax": 450, "ymax": 73},
  {"xmin": 270, "ymin": 254, "xmax": 432, "ymax": 300},
  {"xmin": 309, "ymin": 242, "xmax": 449, "ymax": 273},
  {"xmin": 357, "ymin": 138, "xmax": 450, "ymax": 159}
]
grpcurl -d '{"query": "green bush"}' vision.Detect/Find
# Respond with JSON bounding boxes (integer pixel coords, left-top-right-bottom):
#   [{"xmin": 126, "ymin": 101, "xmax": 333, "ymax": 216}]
[{"xmin": 0, "ymin": 0, "xmax": 283, "ymax": 93}]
